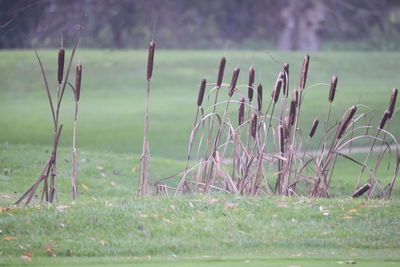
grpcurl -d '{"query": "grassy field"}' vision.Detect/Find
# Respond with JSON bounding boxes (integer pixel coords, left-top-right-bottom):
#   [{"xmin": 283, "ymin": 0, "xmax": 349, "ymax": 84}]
[
  {"xmin": 1, "ymin": 50, "xmax": 400, "ymax": 265},
  {"xmin": 0, "ymin": 50, "xmax": 399, "ymax": 159}
]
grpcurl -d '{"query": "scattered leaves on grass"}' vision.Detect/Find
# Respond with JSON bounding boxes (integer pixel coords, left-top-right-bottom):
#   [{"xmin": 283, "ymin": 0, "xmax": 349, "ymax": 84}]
[
  {"xmin": 21, "ymin": 252, "xmax": 32, "ymax": 261},
  {"xmin": 163, "ymin": 218, "xmax": 174, "ymax": 224},
  {"xmin": 81, "ymin": 184, "xmax": 89, "ymax": 191},
  {"xmin": 56, "ymin": 205, "xmax": 69, "ymax": 211},
  {"xmin": 2, "ymin": 236, "xmax": 16, "ymax": 241},
  {"xmin": 346, "ymin": 260, "xmax": 356, "ymax": 264},
  {"xmin": 224, "ymin": 203, "xmax": 235, "ymax": 210},
  {"xmin": 110, "ymin": 181, "xmax": 116, "ymax": 187},
  {"xmin": 348, "ymin": 209, "xmax": 358, "ymax": 213},
  {"xmin": 43, "ymin": 246, "xmax": 56, "ymax": 257},
  {"xmin": 278, "ymin": 201, "xmax": 288, "ymax": 208},
  {"xmin": 96, "ymin": 166, "xmax": 104, "ymax": 170},
  {"xmin": 139, "ymin": 214, "xmax": 149, "ymax": 218}
]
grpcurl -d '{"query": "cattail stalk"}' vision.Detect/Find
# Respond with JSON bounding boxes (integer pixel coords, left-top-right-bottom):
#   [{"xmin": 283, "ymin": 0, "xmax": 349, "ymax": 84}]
[
  {"xmin": 71, "ymin": 64, "xmax": 82, "ymax": 200},
  {"xmin": 289, "ymin": 99, "xmax": 296, "ymax": 126},
  {"xmin": 300, "ymin": 54, "xmax": 310, "ymax": 90},
  {"xmin": 257, "ymin": 84, "xmax": 263, "ymax": 112},
  {"xmin": 273, "ymin": 76, "xmax": 282, "ymax": 103},
  {"xmin": 380, "ymin": 110, "xmax": 391, "ymax": 129},
  {"xmin": 283, "ymin": 63, "xmax": 289, "ymax": 97},
  {"xmin": 197, "ymin": 79, "xmax": 206, "ymax": 106}
]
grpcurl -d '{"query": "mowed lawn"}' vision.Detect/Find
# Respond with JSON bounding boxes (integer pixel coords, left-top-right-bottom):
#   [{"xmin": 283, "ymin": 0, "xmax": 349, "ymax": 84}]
[{"xmin": 1, "ymin": 50, "xmax": 400, "ymax": 265}]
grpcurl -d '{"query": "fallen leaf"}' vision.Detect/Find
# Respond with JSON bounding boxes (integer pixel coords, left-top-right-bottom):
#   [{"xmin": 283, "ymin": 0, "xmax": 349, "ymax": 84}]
[
  {"xmin": 208, "ymin": 198, "xmax": 219, "ymax": 203},
  {"xmin": 100, "ymin": 240, "xmax": 105, "ymax": 246},
  {"xmin": 344, "ymin": 216, "xmax": 353, "ymax": 219},
  {"xmin": 81, "ymin": 184, "xmax": 89, "ymax": 191},
  {"xmin": 163, "ymin": 218, "xmax": 173, "ymax": 224},
  {"xmin": 323, "ymin": 211, "xmax": 330, "ymax": 216},
  {"xmin": 348, "ymin": 209, "xmax": 358, "ymax": 213},
  {"xmin": 96, "ymin": 166, "xmax": 104, "ymax": 170},
  {"xmin": 43, "ymin": 246, "xmax": 56, "ymax": 257},
  {"xmin": 21, "ymin": 252, "xmax": 32, "ymax": 261},
  {"xmin": 170, "ymin": 205, "xmax": 176, "ymax": 210},
  {"xmin": 131, "ymin": 167, "xmax": 136, "ymax": 173},
  {"xmin": 56, "ymin": 205, "xmax": 69, "ymax": 211},
  {"xmin": 104, "ymin": 201, "xmax": 112, "ymax": 207},
  {"xmin": 100, "ymin": 172, "xmax": 107, "ymax": 178},
  {"xmin": 225, "ymin": 203, "xmax": 235, "ymax": 210},
  {"xmin": 346, "ymin": 260, "xmax": 356, "ymax": 264},
  {"xmin": 278, "ymin": 202, "xmax": 288, "ymax": 208},
  {"xmin": 139, "ymin": 214, "xmax": 148, "ymax": 218},
  {"xmin": 290, "ymin": 253, "xmax": 302, "ymax": 257},
  {"xmin": 2, "ymin": 236, "xmax": 16, "ymax": 241},
  {"xmin": 110, "ymin": 181, "xmax": 116, "ymax": 186}
]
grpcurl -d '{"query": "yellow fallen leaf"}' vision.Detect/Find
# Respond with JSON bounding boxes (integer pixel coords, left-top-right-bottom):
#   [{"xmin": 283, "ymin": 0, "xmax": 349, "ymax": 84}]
[
  {"xmin": 21, "ymin": 252, "xmax": 32, "ymax": 261},
  {"xmin": 96, "ymin": 166, "xmax": 104, "ymax": 170},
  {"xmin": 2, "ymin": 236, "xmax": 16, "ymax": 241},
  {"xmin": 110, "ymin": 181, "xmax": 116, "ymax": 186},
  {"xmin": 81, "ymin": 184, "xmax": 89, "ymax": 191},
  {"xmin": 131, "ymin": 167, "xmax": 136, "ymax": 173},
  {"xmin": 348, "ymin": 209, "xmax": 358, "ymax": 213},
  {"xmin": 139, "ymin": 214, "xmax": 148, "ymax": 218},
  {"xmin": 344, "ymin": 216, "xmax": 353, "ymax": 219},
  {"xmin": 163, "ymin": 218, "xmax": 173, "ymax": 224},
  {"xmin": 101, "ymin": 240, "xmax": 105, "ymax": 246}
]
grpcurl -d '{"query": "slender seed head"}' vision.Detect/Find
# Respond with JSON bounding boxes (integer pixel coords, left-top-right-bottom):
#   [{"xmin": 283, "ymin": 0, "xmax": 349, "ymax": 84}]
[
  {"xmin": 380, "ymin": 110, "xmax": 391, "ymax": 129},
  {"xmin": 273, "ymin": 76, "xmax": 283, "ymax": 103},
  {"xmin": 238, "ymin": 97, "xmax": 245, "ymax": 126},
  {"xmin": 248, "ymin": 66, "xmax": 255, "ymax": 102},
  {"xmin": 257, "ymin": 84, "xmax": 263, "ymax": 112},
  {"xmin": 217, "ymin": 57, "xmax": 226, "ymax": 89},
  {"xmin": 75, "ymin": 64, "xmax": 82, "ymax": 102},
  {"xmin": 197, "ymin": 79, "xmax": 207, "ymax": 106},
  {"xmin": 352, "ymin": 184, "xmax": 371, "ymax": 198},
  {"xmin": 300, "ymin": 54, "xmax": 310, "ymax": 90},
  {"xmin": 57, "ymin": 49, "xmax": 65, "ymax": 84},
  {"xmin": 289, "ymin": 99, "xmax": 296, "ymax": 126},
  {"xmin": 283, "ymin": 63, "xmax": 289, "ymax": 97},
  {"xmin": 388, "ymin": 88, "xmax": 398, "ymax": 119},
  {"xmin": 147, "ymin": 41, "xmax": 155, "ymax": 81},
  {"xmin": 329, "ymin": 76, "xmax": 338, "ymax": 103},
  {"xmin": 337, "ymin": 105, "xmax": 357, "ymax": 139},
  {"xmin": 309, "ymin": 119, "xmax": 319, "ymax": 138},
  {"xmin": 251, "ymin": 114, "xmax": 257, "ymax": 139},
  {"xmin": 278, "ymin": 125, "xmax": 285, "ymax": 153},
  {"xmin": 228, "ymin": 67, "xmax": 240, "ymax": 97}
]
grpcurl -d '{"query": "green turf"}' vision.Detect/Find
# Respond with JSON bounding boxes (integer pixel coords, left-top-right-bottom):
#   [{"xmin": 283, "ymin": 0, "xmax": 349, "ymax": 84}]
[{"xmin": 0, "ymin": 50, "xmax": 399, "ymax": 159}]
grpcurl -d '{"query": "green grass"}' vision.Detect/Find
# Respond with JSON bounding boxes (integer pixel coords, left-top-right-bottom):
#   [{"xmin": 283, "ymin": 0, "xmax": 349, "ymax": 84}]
[{"xmin": 0, "ymin": 50, "xmax": 399, "ymax": 159}]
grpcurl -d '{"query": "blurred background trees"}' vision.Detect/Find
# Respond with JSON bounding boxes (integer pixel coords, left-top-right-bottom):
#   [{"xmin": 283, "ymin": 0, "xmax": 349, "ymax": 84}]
[{"xmin": 1, "ymin": 0, "xmax": 400, "ymax": 50}]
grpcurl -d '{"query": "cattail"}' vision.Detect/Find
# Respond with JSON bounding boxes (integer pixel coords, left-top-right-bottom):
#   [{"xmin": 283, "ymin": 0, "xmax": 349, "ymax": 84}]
[
  {"xmin": 197, "ymin": 79, "xmax": 206, "ymax": 106},
  {"xmin": 289, "ymin": 99, "xmax": 296, "ymax": 126},
  {"xmin": 75, "ymin": 64, "xmax": 82, "ymax": 102},
  {"xmin": 257, "ymin": 84, "xmax": 263, "ymax": 112},
  {"xmin": 293, "ymin": 89, "xmax": 299, "ymax": 106},
  {"xmin": 337, "ymin": 105, "xmax": 357, "ymax": 139},
  {"xmin": 228, "ymin": 67, "xmax": 240, "ymax": 97},
  {"xmin": 273, "ymin": 76, "xmax": 282, "ymax": 103},
  {"xmin": 251, "ymin": 114, "xmax": 257, "ymax": 139},
  {"xmin": 388, "ymin": 88, "xmax": 398, "ymax": 119},
  {"xmin": 309, "ymin": 119, "xmax": 319, "ymax": 138},
  {"xmin": 352, "ymin": 184, "xmax": 371, "ymax": 198},
  {"xmin": 57, "ymin": 49, "xmax": 65, "ymax": 84},
  {"xmin": 238, "ymin": 97, "xmax": 245, "ymax": 125},
  {"xmin": 300, "ymin": 54, "xmax": 310, "ymax": 90},
  {"xmin": 379, "ymin": 110, "xmax": 391, "ymax": 129},
  {"xmin": 329, "ymin": 76, "xmax": 338, "ymax": 103},
  {"xmin": 248, "ymin": 66, "xmax": 255, "ymax": 102},
  {"xmin": 283, "ymin": 63, "xmax": 289, "ymax": 97},
  {"xmin": 216, "ymin": 57, "xmax": 226, "ymax": 89},
  {"xmin": 147, "ymin": 41, "xmax": 155, "ymax": 81},
  {"xmin": 278, "ymin": 125, "xmax": 285, "ymax": 153}
]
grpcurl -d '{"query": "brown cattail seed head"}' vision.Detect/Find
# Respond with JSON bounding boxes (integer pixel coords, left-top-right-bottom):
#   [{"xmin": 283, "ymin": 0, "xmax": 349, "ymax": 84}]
[
  {"xmin": 300, "ymin": 54, "xmax": 310, "ymax": 90},
  {"xmin": 147, "ymin": 41, "xmax": 155, "ymax": 81},
  {"xmin": 352, "ymin": 184, "xmax": 371, "ymax": 198},
  {"xmin": 248, "ymin": 66, "xmax": 255, "ymax": 102},
  {"xmin": 329, "ymin": 76, "xmax": 338, "ymax": 103},
  {"xmin": 337, "ymin": 105, "xmax": 357, "ymax": 139},
  {"xmin": 273, "ymin": 77, "xmax": 282, "ymax": 103},
  {"xmin": 309, "ymin": 119, "xmax": 319, "ymax": 138},
  {"xmin": 238, "ymin": 97, "xmax": 245, "ymax": 126},
  {"xmin": 251, "ymin": 114, "xmax": 257, "ymax": 139},
  {"xmin": 197, "ymin": 79, "xmax": 206, "ymax": 106},
  {"xmin": 257, "ymin": 84, "xmax": 263, "ymax": 112},
  {"xmin": 75, "ymin": 64, "xmax": 82, "ymax": 102},
  {"xmin": 380, "ymin": 110, "xmax": 391, "ymax": 129},
  {"xmin": 283, "ymin": 63, "xmax": 289, "ymax": 97},
  {"xmin": 228, "ymin": 67, "xmax": 240, "ymax": 97},
  {"xmin": 278, "ymin": 125, "xmax": 285, "ymax": 153},
  {"xmin": 217, "ymin": 57, "xmax": 226, "ymax": 89},
  {"xmin": 289, "ymin": 99, "xmax": 296, "ymax": 126},
  {"xmin": 293, "ymin": 89, "xmax": 299, "ymax": 105},
  {"xmin": 57, "ymin": 49, "xmax": 65, "ymax": 84},
  {"xmin": 388, "ymin": 88, "xmax": 398, "ymax": 119}
]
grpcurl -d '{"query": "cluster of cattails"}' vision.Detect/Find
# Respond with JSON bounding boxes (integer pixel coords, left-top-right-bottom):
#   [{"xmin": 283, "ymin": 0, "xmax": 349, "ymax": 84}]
[{"xmin": 156, "ymin": 52, "xmax": 399, "ymax": 200}]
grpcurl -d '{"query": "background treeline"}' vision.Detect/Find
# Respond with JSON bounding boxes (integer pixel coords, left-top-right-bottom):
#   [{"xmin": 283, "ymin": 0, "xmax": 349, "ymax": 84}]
[{"xmin": 1, "ymin": 0, "xmax": 400, "ymax": 50}]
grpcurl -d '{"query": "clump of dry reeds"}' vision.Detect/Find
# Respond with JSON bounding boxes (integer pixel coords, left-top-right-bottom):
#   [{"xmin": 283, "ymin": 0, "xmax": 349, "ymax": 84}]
[{"xmin": 154, "ymin": 54, "xmax": 399, "ymax": 200}]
